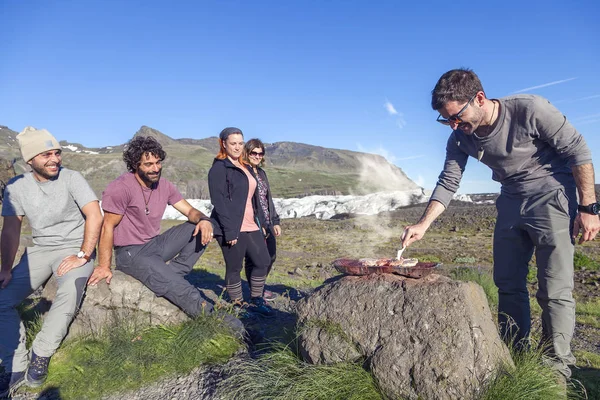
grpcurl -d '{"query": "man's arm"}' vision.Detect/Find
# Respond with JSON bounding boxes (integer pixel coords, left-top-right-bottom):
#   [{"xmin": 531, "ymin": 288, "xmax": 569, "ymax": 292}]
[
  {"xmin": 172, "ymin": 199, "xmax": 213, "ymax": 245},
  {"xmin": 87, "ymin": 211, "xmax": 123, "ymax": 285},
  {"xmin": 401, "ymin": 200, "xmax": 446, "ymax": 249},
  {"xmin": 56, "ymin": 200, "xmax": 104, "ymax": 276},
  {"xmin": 572, "ymin": 163, "xmax": 600, "ymax": 244},
  {"xmin": 0, "ymin": 215, "xmax": 23, "ymax": 289}
]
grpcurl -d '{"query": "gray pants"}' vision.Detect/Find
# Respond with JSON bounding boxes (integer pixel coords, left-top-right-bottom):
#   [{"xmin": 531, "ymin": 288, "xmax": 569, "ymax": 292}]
[
  {"xmin": 0, "ymin": 246, "xmax": 93, "ymax": 373},
  {"xmin": 493, "ymin": 188, "xmax": 576, "ymax": 377},
  {"xmin": 115, "ymin": 222, "xmax": 212, "ymax": 317}
]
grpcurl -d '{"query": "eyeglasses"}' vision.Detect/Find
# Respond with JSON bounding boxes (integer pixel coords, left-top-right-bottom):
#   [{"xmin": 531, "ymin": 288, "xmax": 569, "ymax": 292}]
[
  {"xmin": 436, "ymin": 93, "xmax": 477, "ymax": 125},
  {"xmin": 249, "ymin": 151, "xmax": 264, "ymax": 158}
]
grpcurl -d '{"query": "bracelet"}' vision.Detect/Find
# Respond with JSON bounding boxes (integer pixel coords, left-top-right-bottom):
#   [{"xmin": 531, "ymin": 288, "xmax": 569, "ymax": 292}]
[{"xmin": 200, "ymin": 216, "xmax": 212, "ymax": 222}]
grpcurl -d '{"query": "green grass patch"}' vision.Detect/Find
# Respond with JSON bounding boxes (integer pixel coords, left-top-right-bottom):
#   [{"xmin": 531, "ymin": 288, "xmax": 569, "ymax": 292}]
[
  {"xmin": 453, "ymin": 256, "xmax": 477, "ymax": 264},
  {"xmin": 41, "ymin": 315, "xmax": 242, "ymax": 399},
  {"xmin": 575, "ymin": 298, "xmax": 600, "ymax": 328},
  {"xmin": 575, "ymin": 350, "xmax": 600, "ymax": 369},
  {"xmin": 450, "ymin": 267, "xmax": 498, "ymax": 307},
  {"xmin": 482, "ymin": 347, "xmax": 570, "ymax": 400},
  {"xmin": 573, "ymin": 251, "xmax": 600, "ymax": 271},
  {"xmin": 217, "ymin": 345, "xmax": 383, "ymax": 400}
]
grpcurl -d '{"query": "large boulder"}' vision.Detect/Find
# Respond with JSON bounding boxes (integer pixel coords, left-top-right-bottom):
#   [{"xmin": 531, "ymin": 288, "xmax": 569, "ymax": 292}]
[
  {"xmin": 296, "ymin": 273, "xmax": 512, "ymax": 400},
  {"xmin": 41, "ymin": 270, "xmax": 188, "ymax": 339}
]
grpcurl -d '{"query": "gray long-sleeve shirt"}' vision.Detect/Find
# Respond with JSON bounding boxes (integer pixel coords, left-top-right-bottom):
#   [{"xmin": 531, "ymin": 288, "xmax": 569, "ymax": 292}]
[{"xmin": 431, "ymin": 94, "xmax": 592, "ymax": 207}]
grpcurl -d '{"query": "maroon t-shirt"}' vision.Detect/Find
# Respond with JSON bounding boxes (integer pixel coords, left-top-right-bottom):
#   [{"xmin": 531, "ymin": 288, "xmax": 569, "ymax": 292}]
[{"xmin": 102, "ymin": 173, "xmax": 183, "ymax": 246}]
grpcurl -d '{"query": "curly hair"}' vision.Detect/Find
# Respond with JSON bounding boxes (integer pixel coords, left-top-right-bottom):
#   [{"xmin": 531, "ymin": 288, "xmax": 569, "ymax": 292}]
[
  {"xmin": 243, "ymin": 138, "xmax": 266, "ymax": 167},
  {"xmin": 431, "ymin": 68, "xmax": 484, "ymax": 110},
  {"xmin": 123, "ymin": 136, "xmax": 167, "ymax": 172}
]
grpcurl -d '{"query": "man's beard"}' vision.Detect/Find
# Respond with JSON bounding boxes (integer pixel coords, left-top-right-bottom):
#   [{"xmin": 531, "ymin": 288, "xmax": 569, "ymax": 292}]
[
  {"xmin": 138, "ymin": 169, "xmax": 161, "ymax": 186},
  {"xmin": 31, "ymin": 162, "xmax": 61, "ymax": 181}
]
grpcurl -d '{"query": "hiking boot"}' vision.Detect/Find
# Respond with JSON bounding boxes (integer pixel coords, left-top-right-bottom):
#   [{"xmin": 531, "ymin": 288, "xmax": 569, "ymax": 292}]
[
  {"xmin": 229, "ymin": 299, "xmax": 250, "ymax": 318},
  {"xmin": 248, "ymin": 296, "xmax": 275, "ymax": 317},
  {"xmin": 263, "ymin": 289, "xmax": 278, "ymax": 302},
  {"xmin": 213, "ymin": 310, "xmax": 247, "ymax": 339},
  {"xmin": 25, "ymin": 352, "xmax": 50, "ymax": 387},
  {"xmin": 0, "ymin": 371, "xmax": 26, "ymax": 398}
]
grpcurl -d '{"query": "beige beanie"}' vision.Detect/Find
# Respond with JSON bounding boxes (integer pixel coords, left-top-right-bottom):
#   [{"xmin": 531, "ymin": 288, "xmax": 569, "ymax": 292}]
[{"xmin": 16, "ymin": 126, "xmax": 62, "ymax": 162}]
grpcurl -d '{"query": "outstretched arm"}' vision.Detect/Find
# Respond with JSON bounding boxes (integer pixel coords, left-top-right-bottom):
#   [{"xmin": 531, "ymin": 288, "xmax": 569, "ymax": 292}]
[
  {"xmin": 401, "ymin": 200, "xmax": 446, "ymax": 248},
  {"xmin": 0, "ymin": 215, "xmax": 23, "ymax": 289},
  {"xmin": 572, "ymin": 163, "xmax": 600, "ymax": 244},
  {"xmin": 88, "ymin": 211, "xmax": 123, "ymax": 285}
]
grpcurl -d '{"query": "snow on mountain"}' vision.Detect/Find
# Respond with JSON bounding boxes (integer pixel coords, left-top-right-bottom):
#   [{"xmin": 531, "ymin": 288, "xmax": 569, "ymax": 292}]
[{"xmin": 162, "ymin": 190, "xmax": 474, "ymax": 221}]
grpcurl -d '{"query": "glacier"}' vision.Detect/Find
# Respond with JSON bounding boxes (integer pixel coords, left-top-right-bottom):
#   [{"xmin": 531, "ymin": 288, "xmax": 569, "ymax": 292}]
[{"xmin": 162, "ymin": 190, "xmax": 474, "ymax": 221}]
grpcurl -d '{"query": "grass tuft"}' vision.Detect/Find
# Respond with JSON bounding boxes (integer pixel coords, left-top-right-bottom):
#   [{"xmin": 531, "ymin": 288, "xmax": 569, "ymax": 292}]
[
  {"xmin": 450, "ymin": 266, "xmax": 498, "ymax": 307},
  {"xmin": 42, "ymin": 315, "xmax": 242, "ymax": 399},
  {"xmin": 218, "ymin": 344, "xmax": 383, "ymax": 400},
  {"xmin": 573, "ymin": 251, "xmax": 600, "ymax": 271},
  {"xmin": 482, "ymin": 347, "xmax": 572, "ymax": 400}
]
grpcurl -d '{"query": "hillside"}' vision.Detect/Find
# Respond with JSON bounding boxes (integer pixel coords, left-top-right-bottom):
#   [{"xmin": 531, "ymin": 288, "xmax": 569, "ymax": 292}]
[{"xmin": 0, "ymin": 125, "xmax": 421, "ymax": 198}]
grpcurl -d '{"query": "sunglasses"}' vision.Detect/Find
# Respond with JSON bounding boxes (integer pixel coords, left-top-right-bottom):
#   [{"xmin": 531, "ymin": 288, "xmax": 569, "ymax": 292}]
[
  {"xmin": 249, "ymin": 151, "xmax": 264, "ymax": 158},
  {"xmin": 436, "ymin": 93, "xmax": 477, "ymax": 125}
]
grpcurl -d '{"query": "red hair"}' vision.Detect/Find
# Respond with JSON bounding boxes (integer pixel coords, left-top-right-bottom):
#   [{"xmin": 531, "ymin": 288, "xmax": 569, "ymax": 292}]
[{"xmin": 215, "ymin": 138, "xmax": 248, "ymax": 165}]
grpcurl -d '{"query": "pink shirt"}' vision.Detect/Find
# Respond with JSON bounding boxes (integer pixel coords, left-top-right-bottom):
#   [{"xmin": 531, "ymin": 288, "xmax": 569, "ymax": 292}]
[
  {"xmin": 102, "ymin": 173, "xmax": 183, "ymax": 246},
  {"xmin": 240, "ymin": 166, "xmax": 259, "ymax": 232}
]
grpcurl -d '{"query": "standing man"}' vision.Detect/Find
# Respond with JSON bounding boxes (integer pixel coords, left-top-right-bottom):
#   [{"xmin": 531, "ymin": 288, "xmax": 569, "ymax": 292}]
[
  {"xmin": 401, "ymin": 68, "xmax": 600, "ymax": 379},
  {"xmin": 0, "ymin": 127, "xmax": 102, "ymax": 396},
  {"xmin": 88, "ymin": 136, "xmax": 243, "ymax": 333}
]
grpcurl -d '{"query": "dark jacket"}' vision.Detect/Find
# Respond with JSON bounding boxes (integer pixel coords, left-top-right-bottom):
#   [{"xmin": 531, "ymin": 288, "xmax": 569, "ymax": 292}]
[
  {"xmin": 208, "ymin": 158, "xmax": 266, "ymax": 242},
  {"xmin": 255, "ymin": 166, "xmax": 280, "ymax": 227}
]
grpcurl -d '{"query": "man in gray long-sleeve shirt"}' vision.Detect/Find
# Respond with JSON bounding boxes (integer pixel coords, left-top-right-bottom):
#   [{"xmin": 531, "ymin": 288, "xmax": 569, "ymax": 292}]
[{"xmin": 401, "ymin": 68, "xmax": 600, "ymax": 379}]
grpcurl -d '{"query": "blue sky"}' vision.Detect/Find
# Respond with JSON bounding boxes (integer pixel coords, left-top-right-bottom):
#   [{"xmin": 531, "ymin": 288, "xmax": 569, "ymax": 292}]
[{"xmin": 1, "ymin": 0, "xmax": 598, "ymax": 194}]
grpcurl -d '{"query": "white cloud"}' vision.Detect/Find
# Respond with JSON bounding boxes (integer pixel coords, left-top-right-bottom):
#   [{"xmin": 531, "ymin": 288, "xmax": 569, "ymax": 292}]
[
  {"xmin": 384, "ymin": 100, "xmax": 398, "ymax": 115},
  {"xmin": 554, "ymin": 94, "xmax": 600, "ymax": 104},
  {"xmin": 384, "ymin": 99, "xmax": 406, "ymax": 129},
  {"xmin": 512, "ymin": 77, "xmax": 577, "ymax": 94}
]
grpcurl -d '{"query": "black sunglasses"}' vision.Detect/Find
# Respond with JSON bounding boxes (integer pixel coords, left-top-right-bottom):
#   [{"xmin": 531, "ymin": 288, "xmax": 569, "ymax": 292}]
[
  {"xmin": 436, "ymin": 93, "xmax": 477, "ymax": 125},
  {"xmin": 249, "ymin": 151, "xmax": 264, "ymax": 158}
]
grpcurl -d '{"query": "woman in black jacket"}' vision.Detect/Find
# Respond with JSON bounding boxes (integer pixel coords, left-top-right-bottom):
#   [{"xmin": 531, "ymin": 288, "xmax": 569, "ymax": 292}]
[
  {"xmin": 242, "ymin": 138, "xmax": 282, "ymax": 301},
  {"xmin": 208, "ymin": 127, "xmax": 273, "ymax": 316}
]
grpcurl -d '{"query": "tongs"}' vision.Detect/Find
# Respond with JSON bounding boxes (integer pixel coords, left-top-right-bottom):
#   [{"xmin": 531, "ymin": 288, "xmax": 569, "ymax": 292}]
[{"xmin": 396, "ymin": 246, "xmax": 406, "ymax": 260}]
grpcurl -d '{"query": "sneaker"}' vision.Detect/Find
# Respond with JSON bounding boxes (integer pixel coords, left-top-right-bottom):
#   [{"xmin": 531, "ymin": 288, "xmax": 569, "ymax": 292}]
[
  {"xmin": 248, "ymin": 296, "xmax": 275, "ymax": 317},
  {"xmin": 0, "ymin": 371, "xmax": 26, "ymax": 398},
  {"xmin": 25, "ymin": 352, "xmax": 50, "ymax": 388},
  {"xmin": 263, "ymin": 289, "xmax": 278, "ymax": 302}
]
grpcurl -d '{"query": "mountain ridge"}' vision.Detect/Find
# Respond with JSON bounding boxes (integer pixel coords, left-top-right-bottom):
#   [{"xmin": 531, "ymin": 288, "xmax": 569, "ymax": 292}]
[{"xmin": 0, "ymin": 125, "xmax": 422, "ymax": 199}]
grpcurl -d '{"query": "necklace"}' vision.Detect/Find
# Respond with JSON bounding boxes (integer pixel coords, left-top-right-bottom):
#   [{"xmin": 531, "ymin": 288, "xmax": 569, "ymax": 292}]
[
  {"xmin": 488, "ymin": 100, "xmax": 497, "ymax": 126},
  {"xmin": 139, "ymin": 182, "xmax": 154, "ymax": 215}
]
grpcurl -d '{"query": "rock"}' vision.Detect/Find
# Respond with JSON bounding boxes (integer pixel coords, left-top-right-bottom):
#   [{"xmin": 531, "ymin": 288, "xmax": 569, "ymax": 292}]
[
  {"xmin": 296, "ymin": 273, "xmax": 512, "ymax": 400},
  {"xmin": 0, "ymin": 157, "xmax": 16, "ymax": 204},
  {"xmin": 41, "ymin": 270, "xmax": 188, "ymax": 339},
  {"xmin": 293, "ymin": 266, "xmax": 305, "ymax": 277}
]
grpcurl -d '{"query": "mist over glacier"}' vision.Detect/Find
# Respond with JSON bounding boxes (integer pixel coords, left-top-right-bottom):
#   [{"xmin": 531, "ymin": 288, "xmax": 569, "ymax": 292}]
[{"xmin": 162, "ymin": 190, "xmax": 475, "ymax": 221}]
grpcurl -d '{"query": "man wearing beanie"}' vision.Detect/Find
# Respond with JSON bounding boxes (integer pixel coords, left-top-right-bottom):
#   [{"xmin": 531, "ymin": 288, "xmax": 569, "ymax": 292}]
[{"xmin": 0, "ymin": 127, "xmax": 103, "ymax": 396}]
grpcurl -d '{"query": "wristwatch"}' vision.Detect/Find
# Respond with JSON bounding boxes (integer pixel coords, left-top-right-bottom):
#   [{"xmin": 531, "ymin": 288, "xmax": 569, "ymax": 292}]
[
  {"xmin": 77, "ymin": 251, "xmax": 91, "ymax": 261},
  {"xmin": 577, "ymin": 202, "xmax": 600, "ymax": 215}
]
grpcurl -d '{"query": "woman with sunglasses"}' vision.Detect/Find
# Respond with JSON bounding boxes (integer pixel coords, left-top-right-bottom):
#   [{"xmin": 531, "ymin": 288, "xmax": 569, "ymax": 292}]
[
  {"xmin": 242, "ymin": 139, "xmax": 282, "ymax": 301},
  {"xmin": 208, "ymin": 128, "xmax": 274, "ymax": 317}
]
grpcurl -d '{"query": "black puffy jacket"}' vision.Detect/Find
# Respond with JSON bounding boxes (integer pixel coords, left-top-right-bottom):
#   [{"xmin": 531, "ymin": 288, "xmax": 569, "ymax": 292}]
[{"xmin": 208, "ymin": 158, "xmax": 266, "ymax": 242}]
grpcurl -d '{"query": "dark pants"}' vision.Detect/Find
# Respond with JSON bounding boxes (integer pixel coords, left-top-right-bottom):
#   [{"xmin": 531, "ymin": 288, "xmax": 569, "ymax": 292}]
[
  {"xmin": 218, "ymin": 230, "xmax": 270, "ymax": 301},
  {"xmin": 493, "ymin": 188, "xmax": 576, "ymax": 377},
  {"xmin": 244, "ymin": 226, "xmax": 277, "ymax": 281},
  {"xmin": 115, "ymin": 222, "xmax": 212, "ymax": 317}
]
